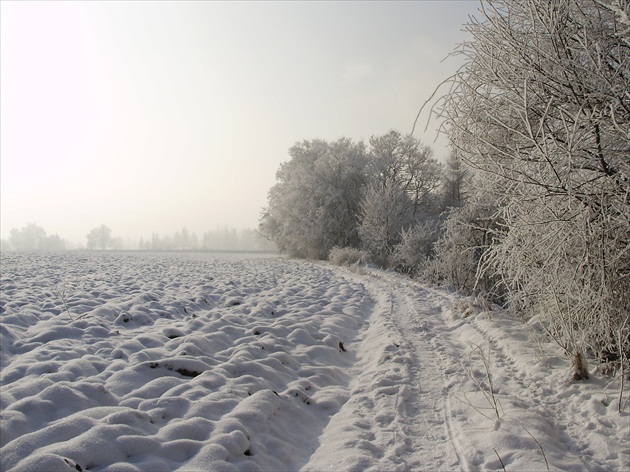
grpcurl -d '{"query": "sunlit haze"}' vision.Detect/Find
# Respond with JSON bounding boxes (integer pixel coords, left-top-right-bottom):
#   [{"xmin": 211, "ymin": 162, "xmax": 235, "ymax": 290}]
[{"xmin": 1, "ymin": 1, "xmax": 478, "ymax": 246}]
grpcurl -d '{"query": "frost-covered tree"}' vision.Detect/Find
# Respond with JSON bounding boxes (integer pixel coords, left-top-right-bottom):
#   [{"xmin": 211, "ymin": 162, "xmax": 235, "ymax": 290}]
[
  {"xmin": 359, "ymin": 131, "xmax": 443, "ymax": 267},
  {"xmin": 44, "ymin": 234, "xmax": 66, "ymax": 252},
  {"xmin": 7, "ymin": 223, "xmax": 65, "ymax": 252},
  {"xmin": 86, "ymin": 225, "xmax": 113, "ymax": 250},
  {"xmin": 10, "ymin": 223, "xmax": 47, "ymax": 251},
  {"xmin": 367, "ymin": 131, "xmax": 443, "ymax": 217},
  {"xmin": 434, "ymin": 0, "xmax": 630, "ymax": 369},
  {"xmin": 441, "ymin": 152, "xmax": 472, "ymax": 208},
  {"xmin": 260, "ymin": 138, "xmax": 368, "ymax": 259},
  {"xmin": 358, "ymin": 182, "xmax": 414, "ymax": 267}
]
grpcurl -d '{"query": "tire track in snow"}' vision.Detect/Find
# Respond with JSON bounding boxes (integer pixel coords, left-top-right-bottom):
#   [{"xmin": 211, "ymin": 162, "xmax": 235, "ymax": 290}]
[
  {"xmin": 322, "ymin": 266, "xmax": 627, "ymax": 472},
  {"xmin": 381, "ymin": 279, "xmax": 467, "ymax": 471},
  {"xmin": 389, "ymin": 281, "xmax": 594, "ymax": 472},
  {"xmin": 383, "ymin": 275, "xmax": 609, "ymax": 472},
  {"xmin": 340, "ymin": 268, "xmax": 467, "ymax": 471}
]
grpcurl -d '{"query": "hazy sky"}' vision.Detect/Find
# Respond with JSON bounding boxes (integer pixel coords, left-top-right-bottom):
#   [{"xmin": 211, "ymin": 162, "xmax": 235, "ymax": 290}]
[{"xmin": 1, "ymin": 0, "xmax": 479, "ymax": 245}]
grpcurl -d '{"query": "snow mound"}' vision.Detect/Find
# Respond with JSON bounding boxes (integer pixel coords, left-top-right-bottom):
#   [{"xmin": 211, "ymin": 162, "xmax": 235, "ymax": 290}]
[{"xmin": 0, "ymin": 253, "xmax": 369, "ymax": 471}]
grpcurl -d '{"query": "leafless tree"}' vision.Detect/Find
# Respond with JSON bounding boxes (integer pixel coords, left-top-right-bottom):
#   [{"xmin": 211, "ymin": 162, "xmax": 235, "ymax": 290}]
[
  {"xmin": 358, "ymin": 181, "xmax": 414, "ymax": 267},
  {"xmin": 86, "ymin": 225, "xmax": 113, "ymax": 250},
  {"xmin": 367, "ymin": 131, "xmax": 443, "ymax": 216},
  {"xmin": 259, "ymin": 138, "xmax": 368, "ymax": 259},
  {"xmin": 432, "ymin": 0, "xmax": 629, "ymax": 369}
]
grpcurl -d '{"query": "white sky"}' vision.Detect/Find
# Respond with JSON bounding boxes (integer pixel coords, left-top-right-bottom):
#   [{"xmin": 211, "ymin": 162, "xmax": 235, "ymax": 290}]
[{"xmin": 1, "ymin": 0, "xmax": 479, "ymax": 244}]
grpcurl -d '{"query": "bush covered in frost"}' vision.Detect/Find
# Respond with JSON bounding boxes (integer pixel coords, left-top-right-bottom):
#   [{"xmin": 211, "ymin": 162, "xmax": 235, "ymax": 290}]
[
  {"xmin": 392, "ymin": 221, "xmax": 439, "ymax": 276},
  {"xmin": 423, "ymin": 196, "xmax": 501, "ymax": 299},
  {"xmin": 328, "ymin": 246, "xmax": 369, "ymax": 267}
]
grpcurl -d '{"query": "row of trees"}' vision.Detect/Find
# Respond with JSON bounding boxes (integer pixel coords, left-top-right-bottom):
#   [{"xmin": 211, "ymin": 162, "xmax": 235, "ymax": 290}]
[
  {"xmin": 1, "ymin": 224, "xmax": 121, "ymax": 251},
  {"xmin": 2, "ymin": 224, "xmax": 275, "ymax": 252},
  {"xmin": 138, "ymin": 226, "xmax": 276, "ymax": 251},
  {"xmin": 3, "ymin": 223, "xmax": 67, "ymax": 252},
  {"xmin": 259, "ymin": 131, "xmax": 462, "ymax": 262},
  {"xmin": 431, "ymin": 0, "xmax": 629, "ymax": 377},
  {"xmin": 93, "ymin": 225, "xmax": 275, "ymax": 251},
  {"xmin": 260, "ymin": 0, "xmax": 629, "ymax": 374}
]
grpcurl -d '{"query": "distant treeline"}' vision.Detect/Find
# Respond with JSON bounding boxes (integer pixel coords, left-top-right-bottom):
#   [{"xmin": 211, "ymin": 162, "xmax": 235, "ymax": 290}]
[
  {"xmin": 1, "ymin": 224, "xmax": 276, "ymax": 253},
  {"xmin": 138, "ymin": 227, "xmax": 276, "ymax": 252},
  {"xmin": 1, "ymin": 223, "xmax": 68, "ymax": 252}
]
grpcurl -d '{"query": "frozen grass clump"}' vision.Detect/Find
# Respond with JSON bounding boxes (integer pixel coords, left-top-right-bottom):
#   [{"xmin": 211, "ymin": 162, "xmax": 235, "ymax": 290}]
[{"xmin": 328, "ymin": 246, "xmax": 368, "ymax": 267}]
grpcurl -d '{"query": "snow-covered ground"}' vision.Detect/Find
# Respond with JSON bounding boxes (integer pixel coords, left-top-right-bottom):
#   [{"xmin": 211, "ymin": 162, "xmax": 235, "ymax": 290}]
[{"xmin": 0, "ymin": 252, "xmax": 628, "ymax": 472}]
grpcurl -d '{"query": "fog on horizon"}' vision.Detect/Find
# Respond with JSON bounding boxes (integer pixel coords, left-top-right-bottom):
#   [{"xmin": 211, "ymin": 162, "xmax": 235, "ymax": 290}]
[{"xmin": 1, "ymin": 1, "xmax": 478, "ymax": 246}]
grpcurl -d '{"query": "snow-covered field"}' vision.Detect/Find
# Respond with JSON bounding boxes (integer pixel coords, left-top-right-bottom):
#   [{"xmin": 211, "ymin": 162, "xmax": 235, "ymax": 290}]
[{"xmin": 0, "ymin": 252, "xmax": 628, "ymax": 472}]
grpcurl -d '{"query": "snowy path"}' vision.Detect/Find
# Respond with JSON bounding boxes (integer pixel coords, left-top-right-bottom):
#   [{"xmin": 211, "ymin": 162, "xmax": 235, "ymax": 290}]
[
  {"xmin": 376, "ymin": 278, "xmax": 466, "ymax": 471},
  {"xmin": 304, "ymin": 268, "xmax": 475, "ymax": 471},
  {"xmin": 362, "ymin": 273, "xmax": 463, "ymax": 470},
  {"xmin": 314, "ymin": 266, "xmax": 629, "ymax": 472},
  {"xmin": 1, "ymin": 253, "xmax": 627, "ymax": 472},
  {"xmin": 303, "ymin": 270, "xmax": 463, "ymax": 471}
]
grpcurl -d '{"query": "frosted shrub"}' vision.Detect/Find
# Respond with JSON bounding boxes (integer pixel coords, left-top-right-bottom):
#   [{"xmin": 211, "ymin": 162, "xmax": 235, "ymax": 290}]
[
  {"xmin": 392, "ymin": 221, "xmax": 439, "ymax": 276},
  {"xmin": 358, "ymin": 182, "xmax": 414, "ymax": 267},
  {"xmin": 424, "ymin": 197, "xmax": 501, "ymax": 299},
  {"xmin": 328, "ymin": 246, "xmax": 368, "ymax": 267},
  {"xmin": 486, "ymin": 198, "xmax": 630, "ymax": 373},
  {"xmin": 431, "ymin": 0, "xmax": 630, "ymax": 371}
]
